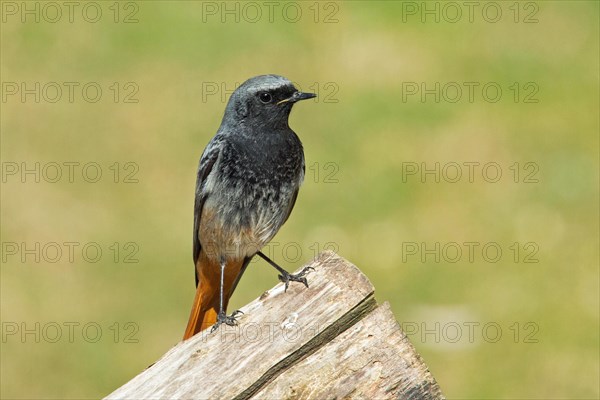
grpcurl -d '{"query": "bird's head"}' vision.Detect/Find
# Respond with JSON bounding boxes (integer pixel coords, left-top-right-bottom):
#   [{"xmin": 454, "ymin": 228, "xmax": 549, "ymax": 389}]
[{"xmin": 221, "ymin": 75, "xmax": 316, "ymax": 130}]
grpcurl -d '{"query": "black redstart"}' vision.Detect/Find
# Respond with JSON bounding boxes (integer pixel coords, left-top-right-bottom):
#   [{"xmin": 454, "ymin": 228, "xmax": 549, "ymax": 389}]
[{"xmin": 183, "ymin": 75, "xmax": 316, "ymax": 339}]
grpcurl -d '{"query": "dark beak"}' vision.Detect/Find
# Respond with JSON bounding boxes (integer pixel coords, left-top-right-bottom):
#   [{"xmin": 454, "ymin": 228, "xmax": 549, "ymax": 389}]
[{"xmin": 277, "ymin": 91, "xmax": 317, "ymax": 105}]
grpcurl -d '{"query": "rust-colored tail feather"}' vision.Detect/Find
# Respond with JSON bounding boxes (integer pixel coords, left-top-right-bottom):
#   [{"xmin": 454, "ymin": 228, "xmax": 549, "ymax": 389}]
[
  {"xmin": 182, "ymin": 255, "xmax": 244, "ymax": 340},
  {"xmin": 182, "ymin": 283, "xmax": 218, "ymax": 340}
]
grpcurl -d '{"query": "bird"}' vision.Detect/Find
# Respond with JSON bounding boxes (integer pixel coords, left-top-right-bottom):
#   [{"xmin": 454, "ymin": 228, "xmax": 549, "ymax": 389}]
[{"xmin": 183, "ymin": 75, "xmax": 316, "ymax": 340}]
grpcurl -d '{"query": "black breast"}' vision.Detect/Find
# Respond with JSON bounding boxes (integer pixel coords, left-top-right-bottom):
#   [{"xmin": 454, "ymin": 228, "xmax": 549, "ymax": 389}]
[{"xmin": 221, "ymin": 129, "xmax": 304, "ymax": 189}]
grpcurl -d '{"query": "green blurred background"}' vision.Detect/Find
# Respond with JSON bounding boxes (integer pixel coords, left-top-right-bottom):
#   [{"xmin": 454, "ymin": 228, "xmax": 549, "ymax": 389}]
[{"xmin": 1, "ymin": 1, "xmax": 598, "ymax": 398}]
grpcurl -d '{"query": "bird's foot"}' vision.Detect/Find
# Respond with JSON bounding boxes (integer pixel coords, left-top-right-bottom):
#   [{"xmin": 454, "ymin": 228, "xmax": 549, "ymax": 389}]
[
  {"xmin": 278, "ymin": 266, "xmax": 315, "ymax": 292},
  {"xmin": 210, "ymin": 310, "xmax": 244, "ymax": 333}
]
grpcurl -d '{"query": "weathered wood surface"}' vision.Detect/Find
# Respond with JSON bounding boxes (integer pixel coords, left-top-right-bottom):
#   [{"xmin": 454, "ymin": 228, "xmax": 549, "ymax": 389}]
[{"xmin": 106, "ymin": 251, "xmax": 444, "ymax": 400}]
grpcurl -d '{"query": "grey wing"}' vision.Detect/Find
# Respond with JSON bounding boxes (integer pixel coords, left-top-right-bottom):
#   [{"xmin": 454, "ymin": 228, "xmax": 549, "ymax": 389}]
[{"xmin": 193, "ymin": 142, "xmax": 221, "ymax": 286}]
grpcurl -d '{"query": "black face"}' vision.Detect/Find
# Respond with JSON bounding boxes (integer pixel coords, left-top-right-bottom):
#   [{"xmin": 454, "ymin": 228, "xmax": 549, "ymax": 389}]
[
  {"xmin": 253, "ymin": 84, "xmax": 297, "ymax": 108},
  {"xmin": 237, "ymin": 84, "xmax": 299, "ymax": 129}
]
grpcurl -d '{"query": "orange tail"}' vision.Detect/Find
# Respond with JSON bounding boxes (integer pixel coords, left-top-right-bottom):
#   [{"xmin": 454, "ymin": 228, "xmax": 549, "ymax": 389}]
[
  {"xmin": 182, "ymin": 282, "xmax": 218, "ymax": 339},
  {"xmin": 182, "ymin": 254, "xmax": 245, "ymax": 340}
]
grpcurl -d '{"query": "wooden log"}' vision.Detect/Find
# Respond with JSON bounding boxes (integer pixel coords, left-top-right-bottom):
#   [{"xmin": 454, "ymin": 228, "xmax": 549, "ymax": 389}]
[{"xmin": 105, "ymin": 251, "xmax": 444, "ymax": 400}]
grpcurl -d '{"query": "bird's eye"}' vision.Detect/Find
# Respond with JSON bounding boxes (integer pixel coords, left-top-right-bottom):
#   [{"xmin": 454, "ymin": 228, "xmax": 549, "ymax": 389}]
[{"xmin": 258, "ymin": 92, "xmax": 272, "ymax": 104}]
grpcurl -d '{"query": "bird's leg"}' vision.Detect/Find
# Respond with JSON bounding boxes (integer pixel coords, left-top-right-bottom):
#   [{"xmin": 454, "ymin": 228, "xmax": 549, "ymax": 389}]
[
  {"xmin": 257, "ymin": 251, "xmax": 314, "ymax": 292},
  {"xmin": 211, "ymin": 259, "xmax": 243, "ymax": 333}
]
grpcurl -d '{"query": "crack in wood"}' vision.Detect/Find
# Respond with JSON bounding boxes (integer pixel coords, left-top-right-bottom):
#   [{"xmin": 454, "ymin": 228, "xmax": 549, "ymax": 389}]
[{"xmin": 234, "ymin": 293, "xmax": 378, "ymax": 399}]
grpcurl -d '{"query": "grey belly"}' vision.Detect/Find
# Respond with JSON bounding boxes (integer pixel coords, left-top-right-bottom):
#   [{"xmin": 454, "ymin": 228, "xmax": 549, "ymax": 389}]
[{"xmin": 198, "ymin": 180, "xmax": 294, "ymax": 262}]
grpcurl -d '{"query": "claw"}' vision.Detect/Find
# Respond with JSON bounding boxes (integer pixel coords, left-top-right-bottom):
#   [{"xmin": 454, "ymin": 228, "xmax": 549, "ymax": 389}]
[
  {"xmin": 278, "ymin": 266, "xmax": 315, "ymax": 292},
  {"xmin": 210, "ymin": 309, "xmax": 244, "ymax": 333}
]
